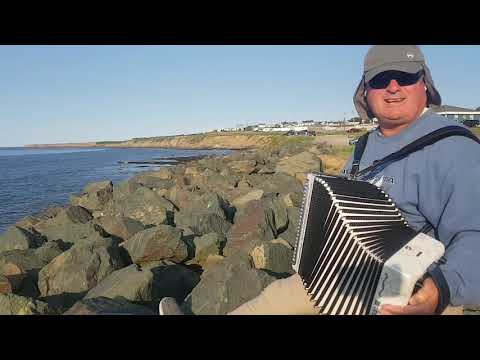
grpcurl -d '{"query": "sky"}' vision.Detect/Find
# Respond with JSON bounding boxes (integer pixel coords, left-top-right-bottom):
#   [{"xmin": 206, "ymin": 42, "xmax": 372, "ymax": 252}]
[{"xmin": 0, "ymin": 45, "xmax": 478, "ymax": 147}]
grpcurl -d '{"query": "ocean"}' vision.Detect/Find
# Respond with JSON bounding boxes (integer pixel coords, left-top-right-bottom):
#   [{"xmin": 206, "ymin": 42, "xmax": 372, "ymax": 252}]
[{"xmin": 0, "ymin": 147, "xmax": 232, "ymax": 233}]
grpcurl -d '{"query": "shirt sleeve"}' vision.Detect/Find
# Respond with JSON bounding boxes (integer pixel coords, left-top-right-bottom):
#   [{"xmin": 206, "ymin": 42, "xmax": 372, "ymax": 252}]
[{"xmin": 418, "ymin": 136, "xmax": 480, "ymax": 307}]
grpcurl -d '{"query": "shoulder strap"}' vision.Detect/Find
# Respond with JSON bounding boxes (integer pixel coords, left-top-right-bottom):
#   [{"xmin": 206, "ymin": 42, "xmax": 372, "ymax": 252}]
[
  {"xmin": 355, "ymin": 125, "xmax": 480, "ymax": 178},
  {"xmin": 348, "ymin": 132, "xmax": 371, "ymax": 179}
]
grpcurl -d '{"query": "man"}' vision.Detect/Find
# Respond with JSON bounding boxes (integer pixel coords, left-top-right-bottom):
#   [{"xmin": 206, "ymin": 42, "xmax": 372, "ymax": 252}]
[{"xmin": 160, "ymin": 45, "xmax": 480, "ymax": 315}]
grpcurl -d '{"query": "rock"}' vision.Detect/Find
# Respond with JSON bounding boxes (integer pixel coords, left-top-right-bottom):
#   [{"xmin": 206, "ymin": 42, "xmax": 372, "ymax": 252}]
[
  {"xmin": 0, "ymin": 293, "xmax": 56, "ymax": 315},
  {"xmin": 94, "ymin": 215, "xmax": 145, "ymax": 242},
  {"xmin": 84, "ymin": 264, "xmax": 154, "ymax": 302},
  {"xmin": 121, "ymin": 225, "xmax": 188, "ymax": 265},
  {"xmin": 224, "ymin": 200, "xmax": 275, "ymax": 256},
  {"xmin": 71, "ymin": 181, "xmax": 113, "ymax": 212},
  {"xmin": 180, "ymin": 192, "xmax": 232, "ymax": 221},
  {"xmin": 230, "ymin": 160, "xmax": 258, "ymax": 174},
  {"xmin": 64, "ymin": 296, "xmax": 156, "ymax": 315},
  {"xmin": 34, "ymin": 240, "xmax": 69, "ymax": 264},
  {"xmin": 129, "ymin": 174, "xmax": 175, "ymax": 191},
  {"xmin": 185, "ymin": 166, "xmax": 202, "ymax": 177},
  {"xmin": 33, "ymin": 206, "xmax": 102, "ymax": 245},
  {"xmin": 186, "ymin": 233, "xmax": 227, "ymax": 267},
  {"xmin": 176, "ymin": 212, "xmax": 232, "ymax": 237},
  {"xmin": 0, "ymin": 226, "xmax": 45, "ymax": 253},
  {"xmin": 237, "ymin": 179, "xmax": 252, "ymax": 189},
  {"xmin": 182, "ymin": 255, "xmax": 276, "ymax": 315},
  {"xmin": 113, "ymin": 187, "xmax": 175, "ymax": 226},
  {"xmin": 0, "ymin": 241, "xmax": 68, "ymax": 298},
  {"xmin": 0, "ymin": 274, "xmax": 12, "ymax": 294},
  {"xmin": 113, "ymin": 180, "xmax": 141, "ymax": 203},
  {"xmin": 279, "ymin": 207, "xmax": 300, "ymax": 247},
  {"xmin": 38, "ymin": 237, "xmax": 126, "ymax": 310},
  {"xmin": 232, "ymin": 189, "xmax": 264, "ymax": 208},
  {"xmin": 85, "ymin": 261, "xmax": 200, "ymax": 305},
  {"xmin": 167, "ymin": 183, "xmax": 203, "ymax": 210},
  {"xmin": 64, "ymin": 206, "xmax": 93, "ymax": 224},
  {"xmin": 275, "ymin": 151, "xmax": 322, "ymax": 178},
  {"xmin": 245, "ymin": 173, "xmax": 303, "ymax": 196},
  {"xmin": 263, "ymin": 194, "xmax": 289, "ymax": 236},
  {"xmin": 249, "ymin": 239, "xmax": 295, "ymax": 276},
  {"xmin": 198, "ymin": 157, "xmax": 227, "ymax": 172}
]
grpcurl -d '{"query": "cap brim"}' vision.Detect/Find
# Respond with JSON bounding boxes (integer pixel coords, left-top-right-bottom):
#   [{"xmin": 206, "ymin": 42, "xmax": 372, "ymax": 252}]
[{"xmin": 365, "ymin": 62, "xmax": 423, "ymax": 82}]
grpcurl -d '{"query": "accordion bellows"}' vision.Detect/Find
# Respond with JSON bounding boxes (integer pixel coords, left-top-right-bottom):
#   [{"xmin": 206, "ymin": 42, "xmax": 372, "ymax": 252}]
[{"xmin": 292, "ymin": 173, "xmax": 444, "ymax": 315}]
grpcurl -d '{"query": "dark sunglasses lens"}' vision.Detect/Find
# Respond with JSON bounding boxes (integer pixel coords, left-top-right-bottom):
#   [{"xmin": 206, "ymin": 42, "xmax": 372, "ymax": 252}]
[{"xmin": 369, "ymin": 71, "xmax": 422, "ymax": 89}]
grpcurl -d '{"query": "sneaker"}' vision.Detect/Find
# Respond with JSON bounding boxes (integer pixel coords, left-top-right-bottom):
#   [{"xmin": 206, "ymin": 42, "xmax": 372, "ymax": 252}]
[{"xmin": 159, "ymin": 297, "xmax": 184, "ymax": 315}]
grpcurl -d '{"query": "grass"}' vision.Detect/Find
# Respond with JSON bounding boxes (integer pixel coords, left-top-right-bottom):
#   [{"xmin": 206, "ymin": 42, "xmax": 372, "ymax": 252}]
[{"xmin": 471, "ymin": 127, "xmax": 480, "ymax": 137}]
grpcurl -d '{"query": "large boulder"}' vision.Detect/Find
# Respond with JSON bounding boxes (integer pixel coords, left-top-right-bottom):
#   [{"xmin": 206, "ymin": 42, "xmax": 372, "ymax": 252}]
[
  {"xmin": 113, "ymin": 187, "xmax": 175, "ymax": 226},
  {"xmin": 94, "ymin": 215, "xmax": 145, "ymax": 242},
  {"xmin": 231, "ymin": 189, "xmax": 264, "ymax": 208},
  {"xmin": 38, "ymin": 237, "xmax": 126, "ymax": 310},
  {"xmin": 0, "ymin": 293, "xmax": 56, "ymax": 315},
  {"xmin": 0, "ymin": 243, "xmax": 66, "ymax": 298},
  {"xmin": 244, "ymin": 173, "xmax": 303, "ymax": 196},
  {"xmin": 182, "ymin": 255, "xmax": 276, "ymax": 315},
  {"xmin": 223, "ymin": 200, "xmax": 276, "ymax": 257},
  {"xmin": 128, "ymin": 173, "xmax": 175, "ymax": 192},
  {"xmin": 176, "ymin": 212, "xmax": 232, "ymax": 238},
  {"xmin": 0, "ymin": 226, "xmax": 45, "ymax": 253},
  {"xmin": 70, "ymin": 181, "xmax": 113, "ymax": 212},
  {"xmin": 64, "ymin": 296, "xmax": 156, "ymax": 315},
  {"xmin": 262, "ymin": 194, "xmax": 289, "ymax": 237},
  {"xmin": 33, "ymin": 206, "xmax": 102, "ymax": 245},
  {"xmin": 85, "ymin": 261, "xmax": 199, "ymax": 305},
  {"xmin": 186, "ymin": 233, "xmax": 227, "ymax": 267},
  {"xmin": 249, "ymin": 239, "xmax": 295, "ymax": 276},
  {"xmin": 0, "ymin": 274, "xmax": 12, "ymax": 294},
  {"xmin": 229, "ymin": 160, "xmax": 258, "ymax": 174},
  {"xmin": 121, "ymin": 225, "xmax": 188, "ymax": 265},
  {"xmin": 275, "ymin": 151, "xmax": 322, "ymax": 179},
  {"xmin": 278, "ymin": 207, "xmax": 301, "ymax": 247}
]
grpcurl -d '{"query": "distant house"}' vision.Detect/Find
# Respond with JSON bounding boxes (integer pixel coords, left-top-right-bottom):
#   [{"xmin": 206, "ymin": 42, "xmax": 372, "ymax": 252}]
[{"xmin": 431, "ymin": 105, "xmax": 480, "ymax": 125}]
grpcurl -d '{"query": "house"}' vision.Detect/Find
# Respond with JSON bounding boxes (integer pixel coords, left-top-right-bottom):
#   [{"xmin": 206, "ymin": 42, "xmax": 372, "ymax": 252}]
[{"xmin": 431, "ymin": 105, "xmax": 480, "ymax": 126}]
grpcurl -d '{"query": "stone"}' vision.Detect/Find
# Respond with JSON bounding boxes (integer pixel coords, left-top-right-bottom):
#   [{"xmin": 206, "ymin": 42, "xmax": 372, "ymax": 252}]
[
  {"xmin": 0, "ymin": 226, "xmax": 45, "ymax": 253},
  {"xmin": 186, "ymin": 233, "xmax": 227, "ymax": 267},
  {"xmin": 278, "ymin": 207, "xmax": 300, "ymax": 247},
  {"xmin": 275, "ymin": 151, "xmax": 322, "ymax": 178},
  {"xmin": 176, "ymin": 212, "xmax": 232, "ymax": 238},
  {"xmin": 94, "ymin": 215, "xmax": 145, "ymax": 242},
  {"xmin": 70, "ymin": 181, "xmax": 113, "ymax": 212},
  {"xmin": 0, "ymin": 293, "xmax": 56, "ymax": 315},
  {"xmin": 224, "ymin": 200, "xmax": 275, "ymax": 256},
  {"xmin": 249, "ymin": 240, "xmax": 295, "ymax": 276},
  {"xmin": 232, "ymin": 189, "xmax": 264, "ymax": 208},
  {"xmin": 113, "ymin": 187, "xmax": 175, "ymax": 226},
  {"xmin": 0, "ymin": 274, "xmax": 12, "ymax": 294},
  {"xmin": 38, "ymin": 237, "xmax": 126, "ymax": 310},
  {"xmin": 121, "ymin": 225, "xmax": 188, "ymax": 265},
  {"xmin": 64, "ymin": 296, "xmax": 156, "ymax": 315},
  {"xmin": 182, "ymin": 255, "xmax": 276, "ymax": 315},
  {"xmin": 229, "ymin": 160, "xmax": 258, "ymax": 174}
]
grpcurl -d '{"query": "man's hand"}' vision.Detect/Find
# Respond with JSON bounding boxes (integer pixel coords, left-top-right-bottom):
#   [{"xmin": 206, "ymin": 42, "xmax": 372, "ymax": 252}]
[{"xmin": 378, "ymin": 277, "xmax": 440, "ymax": 315}]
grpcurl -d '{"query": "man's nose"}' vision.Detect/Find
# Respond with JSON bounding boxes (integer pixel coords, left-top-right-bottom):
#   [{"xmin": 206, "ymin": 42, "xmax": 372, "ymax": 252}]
[{"xmin": 386, "ymin": 79, "xmax": 401, "ymax": 92}]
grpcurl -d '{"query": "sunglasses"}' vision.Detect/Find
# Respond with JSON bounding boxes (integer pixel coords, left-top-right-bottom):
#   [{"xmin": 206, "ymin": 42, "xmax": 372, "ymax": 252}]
[{"xmin": 368, "ymin": 70, "xmax": 424, "ymax": 89}]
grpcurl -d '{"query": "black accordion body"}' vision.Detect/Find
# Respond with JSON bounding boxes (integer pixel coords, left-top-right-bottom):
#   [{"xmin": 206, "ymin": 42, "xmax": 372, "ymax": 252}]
[{"xmin": 292, "ymin": 173, "xmax": 444, "ymax": 315}]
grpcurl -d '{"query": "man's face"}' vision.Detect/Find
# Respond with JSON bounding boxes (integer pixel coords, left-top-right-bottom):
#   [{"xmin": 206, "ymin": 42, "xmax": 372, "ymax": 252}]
[{"xmin": 366, "ymin": 70, "xmax": 427, "ymax": 128}]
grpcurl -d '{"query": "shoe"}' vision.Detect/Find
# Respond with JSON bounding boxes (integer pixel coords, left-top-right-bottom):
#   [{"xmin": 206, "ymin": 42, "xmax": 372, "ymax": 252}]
[{"xmin": 159, "ymin": 297, "xmax": 184, "ymax": 315}]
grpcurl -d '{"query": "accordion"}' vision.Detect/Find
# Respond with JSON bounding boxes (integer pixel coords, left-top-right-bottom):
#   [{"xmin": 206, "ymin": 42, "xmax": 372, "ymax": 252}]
[{"xmin": 292, "ymin": 173, "xmax": 445, "ymax": 315}]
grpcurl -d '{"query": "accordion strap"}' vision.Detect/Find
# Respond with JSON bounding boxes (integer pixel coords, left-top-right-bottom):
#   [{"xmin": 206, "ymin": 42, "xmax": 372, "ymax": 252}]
[{"xmin": 350, "ymin": 125, "xmax": 480, "ymax": 179}]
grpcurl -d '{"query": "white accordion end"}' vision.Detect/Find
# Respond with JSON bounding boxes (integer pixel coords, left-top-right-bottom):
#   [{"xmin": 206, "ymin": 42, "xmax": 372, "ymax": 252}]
[{"xmin": 292, "ymin": 173, "xmax": 445, "ymax": 315}]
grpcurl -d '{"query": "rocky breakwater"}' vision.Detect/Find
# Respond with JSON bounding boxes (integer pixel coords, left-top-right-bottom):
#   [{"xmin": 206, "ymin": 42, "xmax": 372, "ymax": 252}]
[{"xmin": 0, "ymin": 141, "xmax": 349, "ymax": 315}]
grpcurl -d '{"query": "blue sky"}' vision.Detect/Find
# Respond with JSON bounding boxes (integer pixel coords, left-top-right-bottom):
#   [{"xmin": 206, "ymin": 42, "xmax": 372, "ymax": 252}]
[{"xmin": 0, "ymin": 45, "xmax": 478, "ymax": 147}]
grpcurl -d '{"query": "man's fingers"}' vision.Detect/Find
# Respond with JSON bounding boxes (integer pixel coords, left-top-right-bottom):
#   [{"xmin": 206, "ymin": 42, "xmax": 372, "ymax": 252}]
[{"xmin": 379, "ymin": 303, "xmax": 431, "ymax": 315}]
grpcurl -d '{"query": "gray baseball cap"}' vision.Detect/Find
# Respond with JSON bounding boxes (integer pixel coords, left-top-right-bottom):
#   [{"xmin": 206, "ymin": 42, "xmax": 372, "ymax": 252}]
[
  {"xmin": 364, "ymin": 45, "xmax": 424, "ymax": 82},
  {"xmin": 353, "ymin": 45, "xmax": 442, "ymax": 120}
]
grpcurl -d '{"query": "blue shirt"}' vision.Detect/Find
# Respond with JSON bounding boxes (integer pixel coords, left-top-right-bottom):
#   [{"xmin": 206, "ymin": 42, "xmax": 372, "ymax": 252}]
[{"xmin": 342, "ymin": 109, "xmax": 480, "ymax": 308}]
